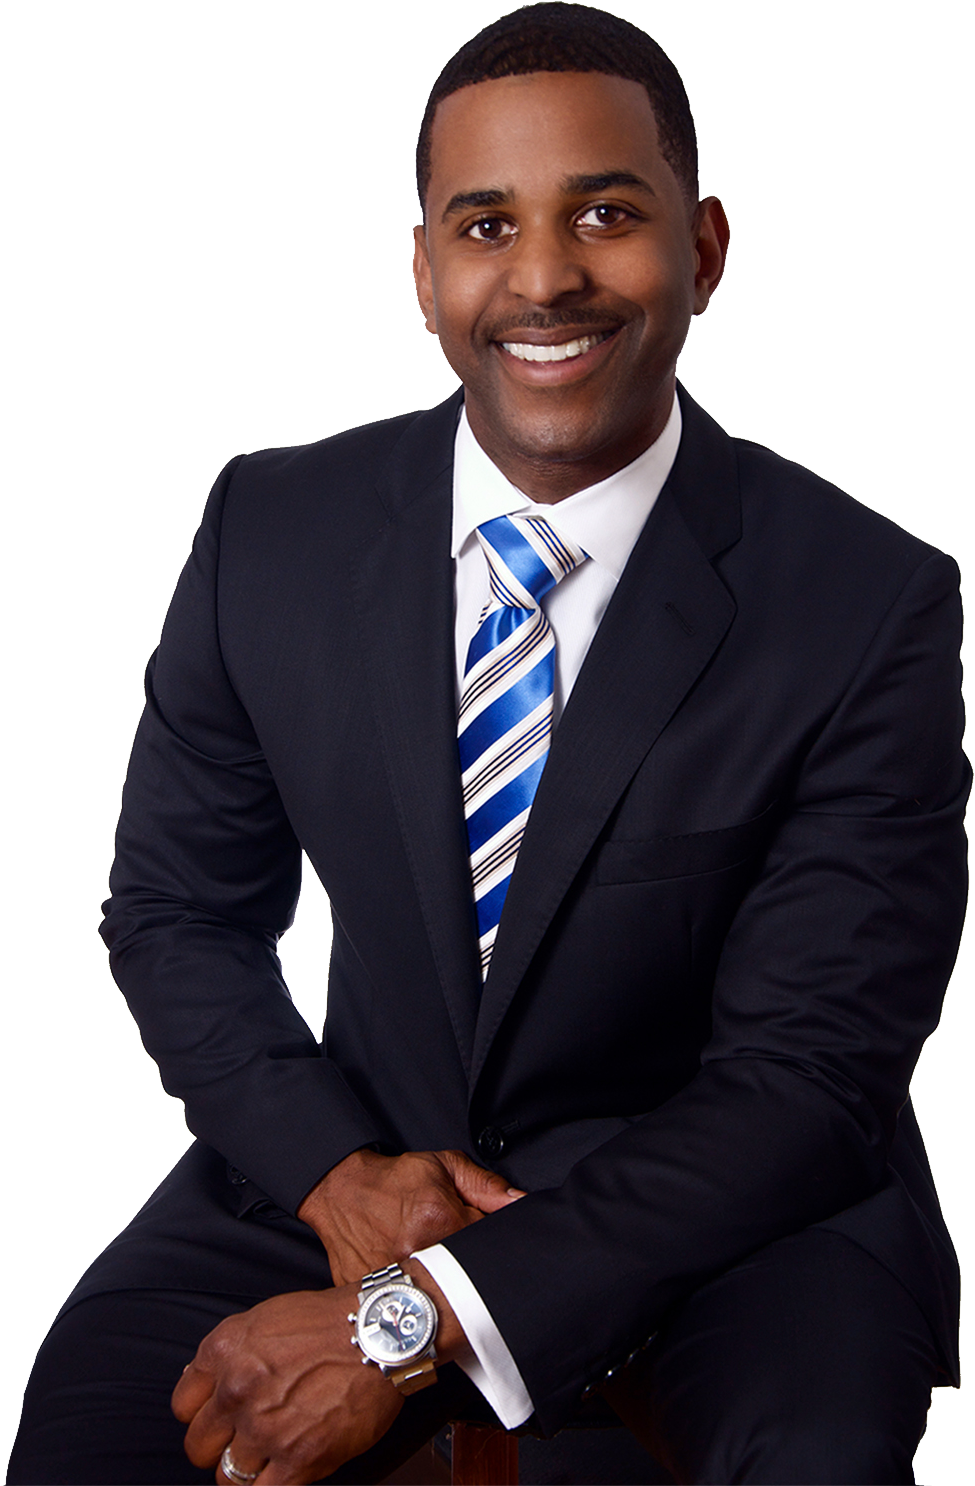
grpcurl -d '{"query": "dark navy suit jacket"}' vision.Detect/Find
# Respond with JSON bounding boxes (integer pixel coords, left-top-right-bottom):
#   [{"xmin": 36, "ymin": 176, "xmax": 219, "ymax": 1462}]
[{"xmin": 97, "ymin": 386, "xmax": 967, "ymax": 1433}]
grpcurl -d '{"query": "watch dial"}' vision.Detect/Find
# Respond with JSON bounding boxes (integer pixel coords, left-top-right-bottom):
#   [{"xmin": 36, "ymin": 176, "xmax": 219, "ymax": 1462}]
[{"xmin": 357, "ymin": 1286, "xmax": 435, "ymax": 1364}]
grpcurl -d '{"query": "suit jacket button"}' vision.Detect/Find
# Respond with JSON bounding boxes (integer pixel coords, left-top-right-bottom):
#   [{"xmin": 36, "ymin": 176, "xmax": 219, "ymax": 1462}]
[
  {"xmin": 477, "ymin": 1126, "xmax": 505, "ymax": 1159},
  {"xmin": 228, "ymin": 1165, "xmax": 247, "ymax": 1186}
]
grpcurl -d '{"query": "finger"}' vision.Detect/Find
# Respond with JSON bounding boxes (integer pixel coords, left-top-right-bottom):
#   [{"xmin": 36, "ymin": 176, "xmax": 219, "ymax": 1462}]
[
  {"xmin": 216, "ymin": 1435, "xmax": 269, "ymax": 1485},
  {"xmin": 182, "ymin": 1394, "xmax": 235, "ymax": 1470},
  {"xmin": 172, "ymin": 1360, "xmax": 216, "ymax": 1422},
  {"xmin": 437, "ymin": 1149, "xmax": 526, "ymax": 1211}
]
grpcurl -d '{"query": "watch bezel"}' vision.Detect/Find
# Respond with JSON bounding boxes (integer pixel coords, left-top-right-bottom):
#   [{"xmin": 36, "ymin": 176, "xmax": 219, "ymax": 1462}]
[{"xmin": 355, "ymin": 1281, "xmax": 438, "ymax": 1367}]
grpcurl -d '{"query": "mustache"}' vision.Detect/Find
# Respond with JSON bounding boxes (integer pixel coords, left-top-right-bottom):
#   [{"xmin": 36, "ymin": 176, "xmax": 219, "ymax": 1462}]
[{"xmin": 485, "ymin": 308, "xmax": 625, "ymax": 337}]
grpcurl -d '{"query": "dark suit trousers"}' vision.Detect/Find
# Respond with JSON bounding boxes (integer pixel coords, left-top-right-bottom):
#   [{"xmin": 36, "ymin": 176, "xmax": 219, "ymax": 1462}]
[{"xmin": 8, "ymin": 1144, "xmax": 943, "ymax": 1486}]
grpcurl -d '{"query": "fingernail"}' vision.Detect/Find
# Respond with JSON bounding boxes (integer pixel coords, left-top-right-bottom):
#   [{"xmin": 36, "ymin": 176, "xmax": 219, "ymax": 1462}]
[{"xmin": 507, "ymin": 1188, "xmax": 526, "ymax": 1198}]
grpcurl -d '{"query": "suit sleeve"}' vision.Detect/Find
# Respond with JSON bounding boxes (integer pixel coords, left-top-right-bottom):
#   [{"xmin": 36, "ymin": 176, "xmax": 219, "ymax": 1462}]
[
  {"xmin": 442, "ymin": 549, "xmax": 969, "ymax": 1432},
  {"xmin": 99, "ymin": 458, "xmax": 384, "ymax": 1214}
]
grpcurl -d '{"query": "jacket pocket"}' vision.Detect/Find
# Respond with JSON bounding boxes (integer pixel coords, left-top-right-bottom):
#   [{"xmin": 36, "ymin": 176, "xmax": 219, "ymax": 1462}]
[{"xmin": 596, "ymin": 802, "xmax": 778, "ymax": 885}]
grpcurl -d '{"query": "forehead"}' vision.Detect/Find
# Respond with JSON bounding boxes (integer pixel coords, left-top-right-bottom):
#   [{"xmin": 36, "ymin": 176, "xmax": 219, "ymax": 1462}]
[{"xmin": 426, "ymin": 71, "xmax": 666, "ymax": 203}]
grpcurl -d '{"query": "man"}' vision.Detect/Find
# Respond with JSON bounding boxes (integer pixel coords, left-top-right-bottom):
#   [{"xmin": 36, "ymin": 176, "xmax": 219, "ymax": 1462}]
[{"xmin": 8, "ymin": 4, "xmax": 966, "ymax": 1484}]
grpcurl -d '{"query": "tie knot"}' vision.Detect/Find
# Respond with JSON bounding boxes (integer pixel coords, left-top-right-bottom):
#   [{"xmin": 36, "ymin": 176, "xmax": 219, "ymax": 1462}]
[{"xmin": 476, "ymin": 514, "xmax": 587, "ymax": 609}]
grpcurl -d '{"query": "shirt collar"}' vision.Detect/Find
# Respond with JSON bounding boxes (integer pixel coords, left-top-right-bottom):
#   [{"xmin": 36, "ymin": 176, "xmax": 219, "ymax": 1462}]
[{"xmin": 451, "ymin": 393, "xmax": 682, "ymax": 578}]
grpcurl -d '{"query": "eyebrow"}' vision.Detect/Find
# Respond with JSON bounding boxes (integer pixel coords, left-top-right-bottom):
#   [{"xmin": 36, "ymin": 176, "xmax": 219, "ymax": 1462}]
[
  {"xmin": 441, "ymin": 188, "xmax": 511, "ymax": 223},
  {"xmin": 440, "ymin": 172, "xmax": 656, "ymax": 224},
  {"xmin": 562, "ymin": 171, "xmax": 656, "ymax": 197}
]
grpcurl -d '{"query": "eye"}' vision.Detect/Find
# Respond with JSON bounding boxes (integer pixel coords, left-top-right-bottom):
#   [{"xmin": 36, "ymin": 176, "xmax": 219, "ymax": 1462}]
[
  {"xmin": 466, "ymin": 217, "xmax": 515, "ymax": 242},
  {"xmin": 576, "ymin": 203, "xmax": 632, "ymax": 229}
]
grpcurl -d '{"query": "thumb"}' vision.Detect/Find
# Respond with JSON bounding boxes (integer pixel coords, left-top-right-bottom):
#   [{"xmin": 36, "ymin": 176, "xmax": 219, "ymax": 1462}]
[{"xmin": 437, "ymin": 1149, "xmax": 526, "ymax": 1213}]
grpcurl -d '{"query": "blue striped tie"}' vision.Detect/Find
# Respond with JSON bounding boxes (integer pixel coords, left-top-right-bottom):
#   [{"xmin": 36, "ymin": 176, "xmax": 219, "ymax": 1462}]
[{"xmin": 459, "ymin": 514, "xmax": 588, "ymax": 979}]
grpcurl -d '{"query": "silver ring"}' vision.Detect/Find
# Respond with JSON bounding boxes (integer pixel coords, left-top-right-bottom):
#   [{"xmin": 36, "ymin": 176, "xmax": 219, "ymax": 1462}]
[{"xmin": 220, "ymin": 1445, "xmax": 260, "ymax": 1484}]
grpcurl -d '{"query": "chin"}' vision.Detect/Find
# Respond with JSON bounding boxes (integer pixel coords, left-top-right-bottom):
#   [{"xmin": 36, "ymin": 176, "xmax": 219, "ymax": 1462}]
[
  {"xmin": 502, "ymin": 410, "xmax": 622, "ymax": 468},
  {"xmin": 483, "ymin": 388, "xmax": 598, "ymax": 450}
]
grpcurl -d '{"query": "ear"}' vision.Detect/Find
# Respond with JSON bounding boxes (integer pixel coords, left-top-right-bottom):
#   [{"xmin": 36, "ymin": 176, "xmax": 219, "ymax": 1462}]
[
  {"xmin": 691, "ymin": 197, "xmax": 730, "ymax": 315},
  {"xmin": 413, "ymin": 225, "xmax": 438, "ymax": 334}
]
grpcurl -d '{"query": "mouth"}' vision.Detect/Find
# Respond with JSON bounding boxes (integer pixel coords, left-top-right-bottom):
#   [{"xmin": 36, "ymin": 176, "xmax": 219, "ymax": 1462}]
[{"xmin": 499, "ymin": 330, "xmax": 614, "ymax": 364}]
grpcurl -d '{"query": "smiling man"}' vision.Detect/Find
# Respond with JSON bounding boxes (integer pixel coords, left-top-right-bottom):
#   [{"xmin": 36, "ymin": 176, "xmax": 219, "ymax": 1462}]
[
  {"xmin": 413, "ymin": 68, "xmax": 724, "ymax": 502},
  {"xmin": 8, "ymin": 6, "xmax": 966, "ymax": 1486}
]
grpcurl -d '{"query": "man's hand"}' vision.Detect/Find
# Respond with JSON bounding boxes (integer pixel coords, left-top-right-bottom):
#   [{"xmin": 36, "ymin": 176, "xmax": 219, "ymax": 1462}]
[
  {"xmin": 172, "ymin": 1269, "xmax": 471, "ymax": 1484},
  {"xmin": 298, "ymin": 1148, "xmax": 523, "ymax": 1286},
  {"xmin": 172, "ymin": 1285, "xmax": 402, "ymax": 1485}
]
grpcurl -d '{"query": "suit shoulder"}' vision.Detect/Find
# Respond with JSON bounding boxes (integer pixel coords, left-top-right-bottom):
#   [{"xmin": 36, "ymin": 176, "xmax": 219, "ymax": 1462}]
[
  {"xmin": 730, "ymin": 435, "xmax": 950, "ymax": 573},
  {"xmin": 233, "ymin": 405, "xmax": 429, "ymax": 488},
  {"xmin": 192, "ymin": 392, "xmax": 463, "ymax": 583},
  {"xmin": 197, "ymin": 392, "xmax": 461, "ymax": 551}
]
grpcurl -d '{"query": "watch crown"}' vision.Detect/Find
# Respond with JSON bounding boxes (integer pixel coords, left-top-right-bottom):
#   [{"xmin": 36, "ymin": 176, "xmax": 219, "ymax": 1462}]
[{"xmin": 347, "ymin": 1313, "xmax": 357, "ymax": 1324}]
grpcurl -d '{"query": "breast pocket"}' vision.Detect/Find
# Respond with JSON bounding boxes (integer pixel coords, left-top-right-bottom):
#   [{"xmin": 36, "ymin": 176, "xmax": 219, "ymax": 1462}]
[{"xmin": 595, "ymin": 802, "xmax": 778, "ymax": 885}]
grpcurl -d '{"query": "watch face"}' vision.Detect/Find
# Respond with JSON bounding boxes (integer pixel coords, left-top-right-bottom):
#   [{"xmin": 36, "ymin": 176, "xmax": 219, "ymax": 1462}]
[{"xmin": 356, "ymin": 1283, "xmax": 436, "ymax": 1365}]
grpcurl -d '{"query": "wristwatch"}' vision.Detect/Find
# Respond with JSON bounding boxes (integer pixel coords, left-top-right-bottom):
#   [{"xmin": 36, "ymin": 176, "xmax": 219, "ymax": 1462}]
[{"xmin": 348, "ymin": 1263, "xmax": 439, "ymax": 1394}]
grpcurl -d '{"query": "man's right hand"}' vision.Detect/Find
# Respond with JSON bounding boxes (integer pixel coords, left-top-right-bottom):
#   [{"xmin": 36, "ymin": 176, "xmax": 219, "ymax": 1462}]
[{"xmin": 297, "ymin": 1147, "xmax": 524, "ymax": 1286}]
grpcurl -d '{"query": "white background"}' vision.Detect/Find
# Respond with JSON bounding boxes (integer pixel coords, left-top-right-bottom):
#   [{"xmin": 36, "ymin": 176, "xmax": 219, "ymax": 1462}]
[{"xmin": 2, "ymin": 1, "xmax": 971, "ymax": 1478}]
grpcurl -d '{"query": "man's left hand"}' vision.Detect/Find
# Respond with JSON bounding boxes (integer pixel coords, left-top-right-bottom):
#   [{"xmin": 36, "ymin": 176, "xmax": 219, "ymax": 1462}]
[{"xmin": 171, "ymin": 1284, "xmax": 401, "ymax": 1485}]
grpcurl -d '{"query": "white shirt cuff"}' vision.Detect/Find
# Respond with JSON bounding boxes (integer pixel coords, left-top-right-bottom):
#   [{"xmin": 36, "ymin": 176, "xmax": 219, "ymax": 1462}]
[{"xmin": 412, "ymin": 1243, "xmax": 534, "ymax": 1430}]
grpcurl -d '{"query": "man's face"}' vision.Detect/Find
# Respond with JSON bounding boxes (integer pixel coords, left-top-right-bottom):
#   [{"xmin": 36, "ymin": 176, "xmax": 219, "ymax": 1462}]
[{"xmin": 414, "ymin": 71, "xmax": 727, "ymax": 500}]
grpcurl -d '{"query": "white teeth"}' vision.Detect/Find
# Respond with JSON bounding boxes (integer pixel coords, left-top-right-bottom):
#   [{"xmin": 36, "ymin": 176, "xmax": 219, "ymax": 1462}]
[{"xmin": 501, "ymin": 333, "xmax": 607, "ymax": 363}]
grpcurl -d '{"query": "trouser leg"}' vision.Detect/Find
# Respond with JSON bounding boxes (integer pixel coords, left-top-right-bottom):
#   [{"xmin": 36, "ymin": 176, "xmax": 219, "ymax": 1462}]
[
  {"xmin": 7, "ymin": 1290, "xmax": 248, "ymax": 1484},
  {"xmin": 6, "ymin": 1288, "xmax": 489, "ymax": 1486},
  {"xmin": 604, "ymin": 1228, "xmax": 943, "ymax": 1485},
  {"xmin": 6, "ymin": 1144, "xmax": 492, "ymax": 1485}
]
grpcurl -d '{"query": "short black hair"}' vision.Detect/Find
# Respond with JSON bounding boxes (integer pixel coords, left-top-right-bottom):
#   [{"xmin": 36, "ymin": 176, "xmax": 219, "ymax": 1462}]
[{"xmin": 416, "ymin": 3, "xmax": 698, "ymax": 212}]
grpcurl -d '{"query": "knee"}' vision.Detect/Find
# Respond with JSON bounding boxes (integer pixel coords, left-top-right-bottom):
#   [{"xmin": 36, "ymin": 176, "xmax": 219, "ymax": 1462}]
[{"xmin": 684, "ymin": 1404, "xmax": 924, "ymax": 1485}]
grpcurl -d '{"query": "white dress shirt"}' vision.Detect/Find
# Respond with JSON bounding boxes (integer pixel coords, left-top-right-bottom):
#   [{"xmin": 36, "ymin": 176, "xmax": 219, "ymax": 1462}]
[{"xmin": 414, "ymin": 393, "xmax": 682, "ymax": 1427}]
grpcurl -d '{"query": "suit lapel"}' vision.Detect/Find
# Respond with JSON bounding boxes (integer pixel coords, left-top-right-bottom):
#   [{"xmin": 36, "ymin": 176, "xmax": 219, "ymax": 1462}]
[
  {"xmin": 471, "ymin": 388, "xmax": 741, "ymax": 1085},
  {"xmin": 352, "ymin": 391, "xmax": 483, "ymax": 1072},
  {"xmin": 353, "ymin": 386, "xmax": 743, "ymax": 1085}
]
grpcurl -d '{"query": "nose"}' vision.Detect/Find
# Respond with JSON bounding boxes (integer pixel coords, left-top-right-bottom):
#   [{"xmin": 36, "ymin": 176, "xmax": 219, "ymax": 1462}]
[{"xmin": 505, "ymin": 222, "xmax": 588, "ymax": 305}]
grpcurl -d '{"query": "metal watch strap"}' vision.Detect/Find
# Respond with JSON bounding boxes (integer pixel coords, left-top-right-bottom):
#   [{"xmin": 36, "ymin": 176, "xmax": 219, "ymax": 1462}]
[{"xmin": 357, "ymin": 1262, "xmax": 414, "ymax": 1304}]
